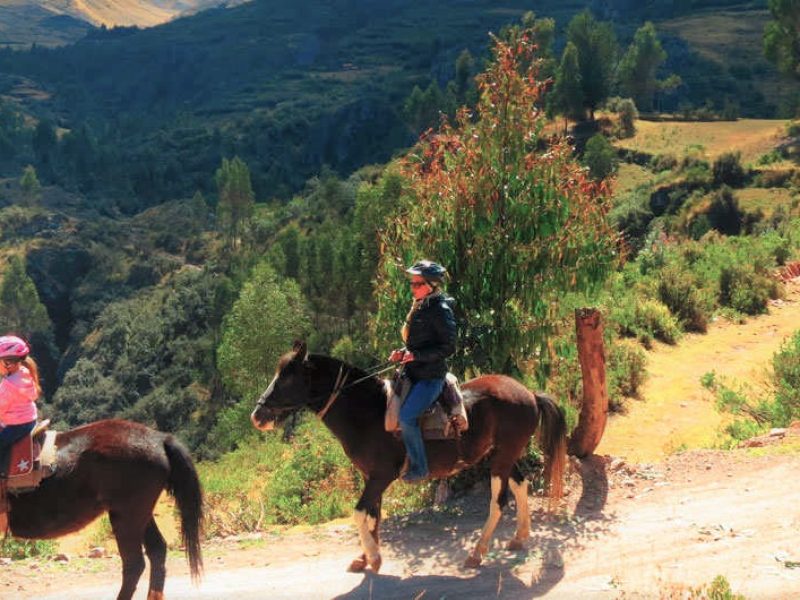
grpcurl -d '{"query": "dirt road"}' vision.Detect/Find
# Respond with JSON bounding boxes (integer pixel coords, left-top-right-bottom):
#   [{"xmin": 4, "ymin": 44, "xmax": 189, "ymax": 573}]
[{"xmin": 4, "ymin": 444, "xmax": 799, "ymax": 599}]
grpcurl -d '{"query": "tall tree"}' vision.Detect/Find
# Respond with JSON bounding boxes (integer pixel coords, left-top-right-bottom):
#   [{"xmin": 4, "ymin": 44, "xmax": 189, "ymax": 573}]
[
  {"xmin": 20, "ymin": 165, "xmax": 41, "ymax": 204},
  {"xmin": 619, "ymin": 22, "xmax": 667, "ymax": 111},
  {"xmin": 567, "ymin": 10, "xmax": 619, "ymax": 120},
  {"xmin": 0, "ymin": 255, "xmax": 51, "ymax": 339},
  {"xmin": 764, "ymin": 0, "xmax": 800, "ymax": 80},
  {"xmin": 553, "ymin": 42, "xmax": 585, "ymax": 123},
  {"xmin": 373, "ymin": 31, "xmax": 618, "ymax": 378},
  {"xmin": 215, "ymin": 156, "xmax": 255, "ymax": 252}
]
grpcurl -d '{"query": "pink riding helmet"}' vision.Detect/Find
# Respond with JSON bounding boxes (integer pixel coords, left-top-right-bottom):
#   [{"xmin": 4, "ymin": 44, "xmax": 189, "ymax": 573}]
[{"xmin": 0, "ymin": 335, "xmax": 30, "ymax": 359}]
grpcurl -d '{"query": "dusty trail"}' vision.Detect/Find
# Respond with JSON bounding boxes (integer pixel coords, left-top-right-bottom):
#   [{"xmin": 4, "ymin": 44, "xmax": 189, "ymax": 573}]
[
  {"xmin": 599, "ymin": 281, "xmax": 800, "ymax": 462},
  {"xmin": 3, "ymin": 284, "xmax": 800, "ymax": 598}
]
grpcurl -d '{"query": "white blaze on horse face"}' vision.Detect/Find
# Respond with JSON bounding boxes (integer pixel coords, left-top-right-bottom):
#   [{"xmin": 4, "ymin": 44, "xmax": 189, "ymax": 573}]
[
  {"xmin": 250, "ymin": 374, "xmax": 279, "ymax": 431},
  {"xmin": 354, "ymin": 509, "xmax": 380, "ymax": 563}
]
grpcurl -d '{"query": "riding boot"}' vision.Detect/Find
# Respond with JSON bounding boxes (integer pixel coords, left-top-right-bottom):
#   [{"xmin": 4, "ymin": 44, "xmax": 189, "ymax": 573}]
[
  {"xmin": 0, "ymin": 479, "xmax": 8, "ymax": 535},
  {"xmin": 400, "ymin": 421, "xmax": 429, "ymax": 482}
]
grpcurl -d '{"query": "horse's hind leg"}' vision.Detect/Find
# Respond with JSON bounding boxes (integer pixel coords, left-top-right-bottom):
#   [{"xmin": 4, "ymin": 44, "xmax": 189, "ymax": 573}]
[
  {"xmin": 349, "ymin": 477, "xmax": 391, "ymax": 573},
  {"xmin": 507, "ymin": 463, "xmax": 530, "ymax": 551},
  {"xmin": 464, "ymin": 474, "xmax": 506, "ymax": 568},
  {"xmin": 109, "ymin": 510, "xmax": 148, "ymax": 600},
  {"xmin": 144, "ymin": 518, "xmax": 168, "ymax": 600}
]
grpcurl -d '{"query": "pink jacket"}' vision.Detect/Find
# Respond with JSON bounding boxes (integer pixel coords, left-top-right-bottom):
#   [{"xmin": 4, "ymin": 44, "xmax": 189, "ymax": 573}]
[{"xmin": 0, "ymin": 366, "xmax": 38, "ymax": 426}]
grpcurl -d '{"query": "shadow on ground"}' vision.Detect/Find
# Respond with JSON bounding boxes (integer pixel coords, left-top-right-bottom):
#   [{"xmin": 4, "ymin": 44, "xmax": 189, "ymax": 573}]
[{"xmin": 359, "ymin": 454, "xmax": 614, "ymax": 598}]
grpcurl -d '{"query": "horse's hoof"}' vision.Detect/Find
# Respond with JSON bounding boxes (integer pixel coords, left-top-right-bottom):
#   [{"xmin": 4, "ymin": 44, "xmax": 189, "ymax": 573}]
[
  {"xmin": 146, "ymin": 592, "xmax": 165, "ymax": 600},
  {"xmin": 348, "ymin": 557, "xmax": 367, "ymax": 572},
  {"xmin": 507, "ymin": 539, "xmax": 525, "ymax": 551},
  {"xmin": 368, "ymin": 555, "xmax": 382, "ymax": 573},
  {"xmin": 463, "ymin": 555, "xmax": 482, "ymax": 569}
]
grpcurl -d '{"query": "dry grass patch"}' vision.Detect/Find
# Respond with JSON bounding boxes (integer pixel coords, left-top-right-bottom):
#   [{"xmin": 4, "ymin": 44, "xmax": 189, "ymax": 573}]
[
  {"xmin": 736, "ymin": 187, "xmax": 798, "ymax": 216},
  {"xmin": 617, "ymin": 119, "xmax": 790, "ymax": 164}
]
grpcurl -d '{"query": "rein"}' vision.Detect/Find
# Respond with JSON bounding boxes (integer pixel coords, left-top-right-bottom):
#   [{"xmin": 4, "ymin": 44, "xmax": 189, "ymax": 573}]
[{"xmin": 316, "ymin": 362, "xmax": 397, "ymax": 420}]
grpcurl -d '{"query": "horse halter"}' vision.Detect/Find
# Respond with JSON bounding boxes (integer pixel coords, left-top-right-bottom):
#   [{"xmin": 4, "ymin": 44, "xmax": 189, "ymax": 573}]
[
  {"xmin": 316, "ymin": 362, "xmax": 397, "ymax": 420},
  {"xmin": 316, "ymin": 365, "xmax": 349, "ymax": 420}
]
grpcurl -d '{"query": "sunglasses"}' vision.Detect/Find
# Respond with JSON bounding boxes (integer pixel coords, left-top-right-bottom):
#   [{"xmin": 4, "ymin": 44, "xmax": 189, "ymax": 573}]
[{"xmin": 409, "ymin": 281, "xmax": 429, "ymax": 289}]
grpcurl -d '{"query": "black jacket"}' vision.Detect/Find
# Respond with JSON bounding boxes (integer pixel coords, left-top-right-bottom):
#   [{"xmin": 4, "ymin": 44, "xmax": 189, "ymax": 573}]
[{"xmin": 405, "ymin": 293, "xmax": 457, "ymax": 381}]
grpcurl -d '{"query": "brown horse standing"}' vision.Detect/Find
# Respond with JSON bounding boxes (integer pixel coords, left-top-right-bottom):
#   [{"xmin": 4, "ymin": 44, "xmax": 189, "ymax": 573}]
[
  {"xmin": 8, "ymin": 419, "xmax": 203, "ymax": 600},
  {"xmin": 250, "ymin": 342, "xmax": 566, "ymax": 571}
]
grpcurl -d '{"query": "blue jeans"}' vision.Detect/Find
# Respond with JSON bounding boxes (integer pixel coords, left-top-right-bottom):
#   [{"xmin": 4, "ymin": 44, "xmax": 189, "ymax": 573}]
[
  {"xmin": 399, "ymin": 378, "xmax": 445, "ymax": 478},
  {"xmin": 0, "ymin": 421, "xmax": 36, "ymax": 476}
]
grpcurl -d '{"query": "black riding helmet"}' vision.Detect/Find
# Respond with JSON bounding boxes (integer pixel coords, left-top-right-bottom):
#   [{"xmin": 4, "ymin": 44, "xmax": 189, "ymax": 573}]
[{"xmin": 406, "ymin": 260, "xmax": 447, "ymax": 283}]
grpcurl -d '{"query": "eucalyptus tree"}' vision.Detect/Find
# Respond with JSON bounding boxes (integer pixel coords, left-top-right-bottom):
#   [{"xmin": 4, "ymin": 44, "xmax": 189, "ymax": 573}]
[{"xmin": 372, "ymin": 31, "xmax": 618, "ymax": 379}]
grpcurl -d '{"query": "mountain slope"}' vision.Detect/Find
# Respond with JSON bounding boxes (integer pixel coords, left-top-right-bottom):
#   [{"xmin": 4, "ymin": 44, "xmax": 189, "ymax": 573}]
[
  {"xmin": 0, "ymin": 0, "xmax": 244, "ymax": 47},
  {"xmin": 0, "ymin": 0, "xmax": 796, "ymax": 207},
  {"xmin": 0, "ymin": 2, "xmax": 91, "ymax": 47}
]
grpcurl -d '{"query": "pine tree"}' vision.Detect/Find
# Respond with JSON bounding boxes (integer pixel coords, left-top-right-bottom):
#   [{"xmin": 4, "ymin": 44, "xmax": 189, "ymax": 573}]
[
  {"xmin": 0, "ymin": 255, "xmax": 51, "ymax": 338},
  {"xmin": 619, "ymin": 22, "xmax": 667, "ymax": 112},
  {"xmin": 215, "ymin": 157, "xmax": 255, "ymax": 252},
  {"xmin": 553, "ymin": 42, "xmax": 585, "ymax": 124},
  {"xmin": 567, "ymin": 11, "xmax": 619, "ymax": 120}
]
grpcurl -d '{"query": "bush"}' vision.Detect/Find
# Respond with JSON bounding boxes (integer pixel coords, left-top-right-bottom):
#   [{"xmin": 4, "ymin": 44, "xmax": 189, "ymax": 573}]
[
  {"xmin": 608, "ymin": 342, "xmax": 647, "ymax": 400},
  {"xmin": 707, "ymin": 186, "xmax": 744, "ymax": 235},
  {"xmin": 771, "ymin": 330, "xmax": 800, "ymax": 426},
  {"xmin": 0, "ymin": 539, "xmax": 57, "ymax": 560},
  {"xmin": 612, "ymin": 297, "xmax": 682, "ymax": 347},
  {"xmin": 713, "ymin": 152, "xmax": 746, "ymax": 187},
  {"xmin": 657, "ymin": 266, "xmax": 710, "ymax": 332},
  {"xmin": 583, "ymin": 133, "xmax": 618, "ymax": 181},
  {"xmin": 615, "ymin": 98, "xmax": 638, "ymax": 138},
  {"xmin": 718, "ymin": 265, "xmax": 770, "ymax": 315},
  {"xmin": 649, "ymin": 153, "xmax": 678, "ymax": 172}
]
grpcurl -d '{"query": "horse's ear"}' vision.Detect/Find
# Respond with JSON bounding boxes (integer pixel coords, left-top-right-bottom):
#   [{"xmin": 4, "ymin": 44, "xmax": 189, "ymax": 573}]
[{"xmin": 292, "ymin": 340, "xmax": 308, "ymax": 363}]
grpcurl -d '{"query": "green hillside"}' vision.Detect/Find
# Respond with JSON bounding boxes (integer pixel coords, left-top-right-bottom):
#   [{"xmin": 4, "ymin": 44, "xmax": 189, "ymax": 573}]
[{"xmin": 0, "ymin": 0, "xmax": 796, "ymax": 210}]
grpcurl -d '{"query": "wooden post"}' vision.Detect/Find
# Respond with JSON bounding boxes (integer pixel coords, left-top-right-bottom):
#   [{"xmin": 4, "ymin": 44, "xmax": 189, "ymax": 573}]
[{"xmin": 568, "ymin": 308, "xmax": 609, "ymax": 458}]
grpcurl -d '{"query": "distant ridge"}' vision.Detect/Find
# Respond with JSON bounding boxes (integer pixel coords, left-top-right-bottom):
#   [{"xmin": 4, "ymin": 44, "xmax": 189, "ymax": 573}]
[{"xmin": 0, "ymin": 0, "xmax": 246, "ymax": 46}]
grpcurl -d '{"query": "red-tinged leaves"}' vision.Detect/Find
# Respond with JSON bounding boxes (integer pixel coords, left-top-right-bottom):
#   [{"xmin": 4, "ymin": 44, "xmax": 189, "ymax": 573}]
[{"xmin": 371, "ymin": 30, "xmax": 619, "ymax": 375}]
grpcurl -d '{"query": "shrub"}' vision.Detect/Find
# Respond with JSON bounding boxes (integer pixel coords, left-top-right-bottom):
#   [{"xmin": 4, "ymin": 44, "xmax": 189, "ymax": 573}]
[
  {"xmin": 771, "ymin": 330, "xmax": 800, "ymax": 426},
  {"xmin": 583, "ymin": 133, "xmax": 618, "ymax": 181},
  {"xmin": 615, "ymin": 98, "xmax": 638, "ymax": 138},
  {"xmin": 707, "ymin": 186, "xmax": 744, "ymax": 235},
  {"xmin": 753, "ymin": 168, "xmax": 794, "ymax": 188},
  {"xmin": 612, "ymin": 297, "xmax": 682, "ymax": 347},
  {"xmin": 713, "ymin": 152, "xmax": 746, "ymax": 187},
  {"xmin": 718, "ymin": 265, "xmax": 770, "ymax": 315},
  {"xmin": 649, "ymin": 153, "xmax": 678, "ymax": 172},
  {"xmin": 0, "ymin": 539, "xmax": 56, "ymax": 560},
  {"xmin": 657, "ymin": 266, "xmax": 710, "ymax": 332},
  {"xmin": 610, "ymin": 191, "xmax": 654, "ymax": 253},
  {"xmin": 608, "ymin": 342, "xmax": 647, "ymax": 400}
]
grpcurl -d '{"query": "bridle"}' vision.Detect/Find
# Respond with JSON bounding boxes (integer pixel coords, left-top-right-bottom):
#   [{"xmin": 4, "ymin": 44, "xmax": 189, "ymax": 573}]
[
  {"xmin": 316, "ymin": 362, "xmax": 397, "ymax": 420},
  {"xmin": 255, "ymin": 360, "xmax": 398, "ymax": 422}
]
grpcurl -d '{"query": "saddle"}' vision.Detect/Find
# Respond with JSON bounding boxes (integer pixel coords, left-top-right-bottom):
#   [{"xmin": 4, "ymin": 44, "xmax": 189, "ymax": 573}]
[
  {"xmin": 3, "ymin": 420, "xmax": 58, "ymax": 492},
  {"xmin": 384, "ymin": 373, "xmax": 469, "ymax": 440}
]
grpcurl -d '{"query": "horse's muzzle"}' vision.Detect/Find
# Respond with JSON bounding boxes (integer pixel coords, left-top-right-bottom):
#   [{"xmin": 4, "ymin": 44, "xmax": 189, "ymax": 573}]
[{"xmin": 250, "ymin": 410, "xmax": 275, "ymax": 432}]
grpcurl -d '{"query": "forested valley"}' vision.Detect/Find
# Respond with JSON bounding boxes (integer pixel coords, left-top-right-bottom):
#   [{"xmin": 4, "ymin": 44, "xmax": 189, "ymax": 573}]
[{"xmin": 0, "ymin": 0, "xmax": 799, "ymax": 531}]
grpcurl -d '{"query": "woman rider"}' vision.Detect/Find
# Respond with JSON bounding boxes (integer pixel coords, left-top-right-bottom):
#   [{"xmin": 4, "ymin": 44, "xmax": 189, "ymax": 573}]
[{"xmin": 388, "ymin": 260, "xmax": 456, "ymax": 482}]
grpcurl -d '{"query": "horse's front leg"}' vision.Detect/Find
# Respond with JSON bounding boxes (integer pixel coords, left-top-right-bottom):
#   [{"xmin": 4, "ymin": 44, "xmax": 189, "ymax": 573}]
[{"xmin": 349, "ymin": 477, "xmax": 391, "ymax": 573}]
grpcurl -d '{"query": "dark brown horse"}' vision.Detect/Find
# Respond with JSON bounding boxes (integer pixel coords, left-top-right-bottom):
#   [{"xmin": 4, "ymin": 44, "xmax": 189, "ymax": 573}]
[
  {"xmin": 8, "ymin": 419, "xmax": 203, "ymax": 600},
  {"xmin": 250, "ymin": 342, "xmax": 566, "ymax": 571}
]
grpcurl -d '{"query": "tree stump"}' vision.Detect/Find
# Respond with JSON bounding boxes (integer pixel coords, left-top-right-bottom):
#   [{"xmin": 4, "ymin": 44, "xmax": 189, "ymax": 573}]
[{"xmin": 568, "ymin": 308, "xmax": 609, "ymax": 457}]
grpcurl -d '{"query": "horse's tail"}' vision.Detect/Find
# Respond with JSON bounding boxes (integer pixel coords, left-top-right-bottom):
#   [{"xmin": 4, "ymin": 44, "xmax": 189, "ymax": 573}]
[
  {"xmin": 536, "ymin": 393, "xmax": 567, "ymax": 507},
  {"xmin": 164, "ymin": 435, "xmax": 204, "ymax": 581}
]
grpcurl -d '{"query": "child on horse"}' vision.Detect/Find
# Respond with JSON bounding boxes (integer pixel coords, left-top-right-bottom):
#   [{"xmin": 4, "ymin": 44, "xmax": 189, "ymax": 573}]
[
  {"xmin": 388, "ymin": 260, "xmax": 457, "ymax": 482},
  {"xmin": 0, "ymin": 335, "xmax": 40, "ymax": 533}
]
